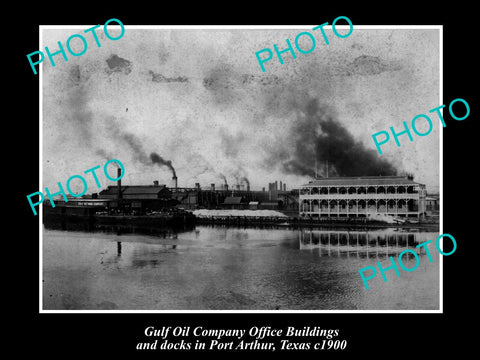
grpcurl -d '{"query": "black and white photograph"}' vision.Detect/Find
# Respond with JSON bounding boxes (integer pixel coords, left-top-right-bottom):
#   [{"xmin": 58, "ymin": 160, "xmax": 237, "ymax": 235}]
[
  {"xmin": 40, "ymin": 25, "xmax": 441, "ymax": 311},
  {"xmin": 16, "ymin": 6, "xmax": 476, "ymax": 356}
]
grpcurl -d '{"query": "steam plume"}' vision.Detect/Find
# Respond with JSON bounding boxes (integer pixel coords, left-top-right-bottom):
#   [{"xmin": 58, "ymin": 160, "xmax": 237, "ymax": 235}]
[
  {"xmin": 240, "ymin": 176, "xmax": 250, "ymax": 188},
  {"xmin": 219, "ymin": 173, "xmax": 228, "ymax": 186}
]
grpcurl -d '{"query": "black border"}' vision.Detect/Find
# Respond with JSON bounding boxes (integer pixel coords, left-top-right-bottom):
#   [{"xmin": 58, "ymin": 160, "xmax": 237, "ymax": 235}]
[{"xmin": 19, "ymin": 5, "xmax": 476, "ymax": 357}]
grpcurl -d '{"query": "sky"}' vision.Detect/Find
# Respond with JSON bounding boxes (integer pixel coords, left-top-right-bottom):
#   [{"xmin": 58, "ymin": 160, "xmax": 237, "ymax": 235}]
[{"xmin": 42, "ymin": 26, "xmax": 440, "ymax": 194}]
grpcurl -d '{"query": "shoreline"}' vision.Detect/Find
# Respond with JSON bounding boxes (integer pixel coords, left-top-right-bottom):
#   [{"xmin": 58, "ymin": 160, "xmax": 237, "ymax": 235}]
[
  {"xmin": 195, "ymin": 216, "xmax": 439, "ymax": 231},
  {"xmin": 43, "ymin": 211, "xmax": 439, "ymax": 232}
]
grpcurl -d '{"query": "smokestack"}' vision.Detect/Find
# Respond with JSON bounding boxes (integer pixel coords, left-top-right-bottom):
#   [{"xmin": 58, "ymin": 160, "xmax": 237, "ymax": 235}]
[
  {"xmin": 280, "ymin": 181, "xmax": 283, "ymax": 191},
  {"xmin": 117, "ymin": 167, "xmax": 122, "ymax": 199},
  {"xmin": 283, "ymin": 183, "xmax": 286, "ymax": 191},
  {"xmin": 262, "ymin": 187, "xmax": 265, "ymax": 192},
  {"xmin": 236, "ymin": 184, "xmax": 241, "ymax": 191},
  {"xmin": 247, "ymin": 183, "xmax": 250, "ymax": 192},
  {"xmin": 224, "ymin": 184, "xmax": 228, "ymax": 192},
  {"xmin": 195, "ymin": 182, "xmax": 200, "ymax": 191},
  {"xmin": 275, "ymin": 181, "xmax": 278, "ymax": 191},
  {"xmin": 211, "ymin": 183, "xmax": 215, "ymax": 191},
  {"xmin": 172, "ymin": 176, "xmax": 178, "ymax": 190}
]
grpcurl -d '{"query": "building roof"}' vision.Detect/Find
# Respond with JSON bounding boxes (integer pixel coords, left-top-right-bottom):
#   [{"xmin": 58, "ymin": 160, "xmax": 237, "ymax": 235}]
[
  {"xmin": 171, "ymin": 193, "xmax": 192, "ymax": 201},
  {"xmin": 223, "ymin": 196, "xmax": 243, "ymax": 204},
  {"xmin": 122, "ymin": 185, "xmax": 167, "ymax": 194},
  {"xmin": 261, "ymin": 200, "xmax": 280, "ymax": 204},
  {"xmin": 99, "ymin": 185, "xmax": 168, "ymax": 196},
  {"xmin": 301, "ymin": 176, "xmax": 422, "ymax": 187},
  {"xmin": 98, "ymin": 186, "xmax": 127, "ymax": 195}
]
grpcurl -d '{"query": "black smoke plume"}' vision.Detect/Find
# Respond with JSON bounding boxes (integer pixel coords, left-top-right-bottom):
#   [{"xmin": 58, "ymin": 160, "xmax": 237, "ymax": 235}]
[
  {"xmin": 150, "ymin": 152, "xmax": 177, "ymax": 178},
  {"xmin": 103, "ymin": 118, "xmax": 177, "ymax": 178},
  {"xmin": 273, "ymin": 99, "xmax": 398, "ymax": 178}
]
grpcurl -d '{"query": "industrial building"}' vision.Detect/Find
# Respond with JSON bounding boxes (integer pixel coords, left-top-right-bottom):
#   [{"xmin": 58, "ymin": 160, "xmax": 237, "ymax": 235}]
[
  {"xmin": 44, "ymin": 174, "xmax": 299, "ymax": 216},
  {"xmin": 98, "ymin": 182, "xmax": 173, "ymax": 213},
  {"xmin": 425, "ymin": 194, "xmax": 439, "ymax": 215},
  {"xmin": 169, "ymin": 180, "xmax": 297, "ymax": 211},
  {"xmin": 299, "ymin": 175, "xmax": 427, "ymax": 218}
]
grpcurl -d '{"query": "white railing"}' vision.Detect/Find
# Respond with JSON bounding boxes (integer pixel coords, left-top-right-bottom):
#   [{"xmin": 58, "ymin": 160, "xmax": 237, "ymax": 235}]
[
  {"xmin": 301, "ymin": 209, "xmax": 418, "ymax": 215},
  {"xmin": 299, "ymin": 193, "xmax": 419, "ymax": 200}
]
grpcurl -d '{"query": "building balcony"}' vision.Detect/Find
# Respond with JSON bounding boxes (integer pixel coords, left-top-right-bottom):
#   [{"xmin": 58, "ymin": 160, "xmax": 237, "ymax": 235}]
[{"xmin": 299, "ymin": 193, "xmax": 419, "ymax": 200}]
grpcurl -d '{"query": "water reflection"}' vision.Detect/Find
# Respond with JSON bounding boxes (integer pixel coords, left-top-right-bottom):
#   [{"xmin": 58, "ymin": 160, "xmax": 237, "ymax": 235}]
[
  {"xmin": 299, "ymin": 228, "xmax": 437, "ymax": 259},
  {"xmin": 43, "ymin": 224, "xmax": 440, "ymax": 310},
  {"xmin": 43, "ymin": 218, "xmax": 193, "ymax": 238}
]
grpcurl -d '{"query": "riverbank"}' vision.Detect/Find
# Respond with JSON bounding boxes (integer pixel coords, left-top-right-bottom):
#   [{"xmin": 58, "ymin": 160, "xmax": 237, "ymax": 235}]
[
  {"xmin": 195, "ymin": 216, "xmax": 438, "ymax": 231},
  {"xmin": 43, "ymin": 208, "xmax": 439, "ymax": 232}
]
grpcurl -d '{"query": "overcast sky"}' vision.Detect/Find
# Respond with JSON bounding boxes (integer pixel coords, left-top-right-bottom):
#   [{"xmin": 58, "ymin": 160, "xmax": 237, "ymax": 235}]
[{"xmin": 42, "ymin": 26, "xmax": 440, "ymax": 194}]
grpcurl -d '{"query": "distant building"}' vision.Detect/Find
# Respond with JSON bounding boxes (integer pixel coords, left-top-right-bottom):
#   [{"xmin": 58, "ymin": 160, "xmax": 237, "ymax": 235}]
[
  {"xmin": 259, "ymin": 201, "xmax": 280, "ymax": 210},
  {"xmin": 299, "ymin": 175, "xmax": 427, "ymax": 218},
  {"xmin": 222, "ymin": 196, "xmax": 245, "ymax": 209},
  {"xmin": 249, "ymin": 201, "xmax": 259, "ymax": 210},
  {"xmin": 99, "ymin": 185, "xmax": 170, "ymax": 199},
  {"xmin": 425, "ymin": 196, "xmax": 439, "ymax": 215},
  {"xmin": 98, "ymin": 185, "xmax": 172, "ymax": 212}
]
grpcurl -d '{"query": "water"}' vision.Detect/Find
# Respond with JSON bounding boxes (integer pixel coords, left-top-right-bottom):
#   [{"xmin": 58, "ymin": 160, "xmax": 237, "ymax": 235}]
[{"xmin": 42, "ymin": 224, "xmax": 440, "ymax": 310}]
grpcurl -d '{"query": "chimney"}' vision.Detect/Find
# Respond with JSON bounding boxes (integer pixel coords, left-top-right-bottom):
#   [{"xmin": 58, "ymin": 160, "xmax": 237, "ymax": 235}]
[
  {"xmin": 117, "ymin": 167, "xmax": 122, "ymax": 199},
  {"xmin": 211, "ymin": 183, "xmax": 215, "ymax": 191},
  {"xmin": 283, "ymin": 183, "xmax": 286, "ymax": 191},
  {"xmin": 195, "ymin": 182, "xmax": 200, "ymax": 191},
  {"xmin": 247, "ymin": 184, "xmax": 250, "ymax": 192},
  {"xmin": 262, "ymin": 187, "xmax": 265, "ymax": 192},
  {"xmin": 153, "ymin": 180, "xmax": 159, "ymax": 186},
  {"xmin": 224, "ymin": 184, "xmax": 229, "ymax": 192},
  {"xmin": 172, "ymin": 176, "xmax": 178, "ymax": 190},
  {"xmin": 280, "ymin": 181, "xmax": 283, "ymax": 191}
]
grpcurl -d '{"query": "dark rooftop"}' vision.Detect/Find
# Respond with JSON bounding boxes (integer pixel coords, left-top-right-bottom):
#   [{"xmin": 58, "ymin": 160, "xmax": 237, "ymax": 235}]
[
  {"xmin": 223, "ymin": 196, "xmax": 243, "ymax": 204},
  {"xmin": 302, "ymin": 176, "xmax": 422, "ymax": 187},
  {"xmin": 122, "ymin": 185, "xmax": 167, "ymax": 194},
  {"xmin": 99, "ymin": 185, "xmax": 168, "ymax": 196}
]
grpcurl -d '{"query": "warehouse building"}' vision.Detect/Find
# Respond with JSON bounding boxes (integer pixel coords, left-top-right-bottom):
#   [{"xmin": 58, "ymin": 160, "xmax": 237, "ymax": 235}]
[
  {"xmin": 299, "ymin": 175, "xmax": 427, "ymax": 218},
  {"xmin": 98, "ymin": 181, "xmax": 173, "ymax": 213}
]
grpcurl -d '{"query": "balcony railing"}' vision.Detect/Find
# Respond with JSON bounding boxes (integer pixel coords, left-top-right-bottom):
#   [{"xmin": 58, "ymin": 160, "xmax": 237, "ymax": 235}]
[{"xmin": 299, "ymin": 193, "xmax": 419, "ymax": 200}]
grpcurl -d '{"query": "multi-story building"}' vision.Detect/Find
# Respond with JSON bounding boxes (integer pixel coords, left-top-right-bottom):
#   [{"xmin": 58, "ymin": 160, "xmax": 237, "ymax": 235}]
[{"xmin": 299, "ymin": 175, "xmax": 427, "ymax": 219}]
